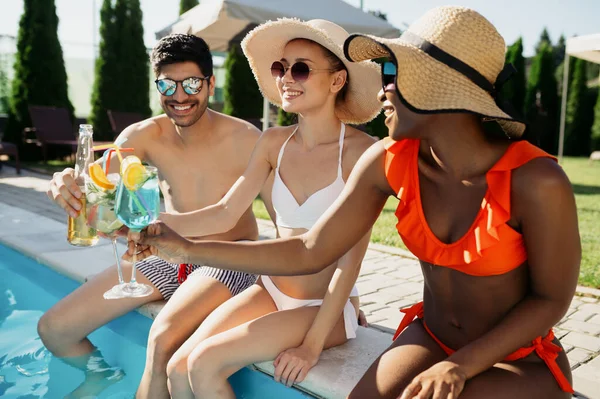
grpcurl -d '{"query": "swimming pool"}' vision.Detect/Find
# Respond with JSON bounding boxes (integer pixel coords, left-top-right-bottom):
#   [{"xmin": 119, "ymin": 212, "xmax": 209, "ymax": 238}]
[{"xmin": 0, "ymin": 243, "xmax": 311, "ymax": 398}]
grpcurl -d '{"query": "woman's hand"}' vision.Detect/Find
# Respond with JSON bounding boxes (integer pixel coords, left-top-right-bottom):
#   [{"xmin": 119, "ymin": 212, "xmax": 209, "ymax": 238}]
[
  {"xmin": 400, "ymin": 361, "xmax": 467, "ymax": 399},
  {"xmin": 124, "ymin": 221, "xmax": 191, "ymax": 264},
  {"xmin": 273, "ymin": 344, "xmax": 321, "ymax": 387}
]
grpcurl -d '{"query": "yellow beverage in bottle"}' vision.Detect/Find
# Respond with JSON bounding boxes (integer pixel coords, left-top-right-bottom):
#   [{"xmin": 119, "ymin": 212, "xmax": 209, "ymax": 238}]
[{"xmin": 67, "ymin": 193, "xmax": 99, "ymax": 246}]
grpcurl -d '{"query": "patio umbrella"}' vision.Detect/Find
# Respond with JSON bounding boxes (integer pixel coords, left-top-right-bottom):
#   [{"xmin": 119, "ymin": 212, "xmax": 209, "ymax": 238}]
[
  {"xmin": 155, "ymin": 0, "xmax": 400, "ymax": 130},
  {"xmin": 156, "ymin": 0, "xmax": 400, "ymax": 49}
]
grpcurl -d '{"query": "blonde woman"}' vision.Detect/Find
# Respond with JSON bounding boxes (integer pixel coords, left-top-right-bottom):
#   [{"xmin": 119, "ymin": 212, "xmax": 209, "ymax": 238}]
[{"xmin": 141, "ymin": 19, "xmax": 381, "ymax": 397}]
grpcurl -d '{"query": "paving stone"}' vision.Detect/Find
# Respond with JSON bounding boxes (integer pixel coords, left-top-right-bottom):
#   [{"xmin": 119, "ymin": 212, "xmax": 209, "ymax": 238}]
[
  {"xmin": 570, "ymin": 297, "xmax": 584, "ymax": 310},
  {"xmin": 383, "ymin": 266, "xmax": 423, "ymax": 280},
  {"xmin": 587, "ymin": 315, "xmax": 600, "ymax": 325},
  {"xmin": 570, "ymin": 310, "xmax": 597, "ymax": 322},
  {"xmin": 369, "ymin": 307, "xmax": 404, "ymax": 331},
  {"xmin": 380, "ymin": 281, "xmax": 423, "ymax": 299},
  {"xmin": 387, "ymin": 298, "xmax": 419, "ymax": 310},
  {"xmin": 360, "ymin": 303, "xmax": 387, "ymax": 315},
  {"xmin": 560, "ymin": 319, "xmax": 600, "ymax": 335},
  {"xmin": 558, "ymin": 309, "xmax": 577, "ymax": 323},
  {"xmin": 553, "ymin": 327, "xmax": 570, "ymax": 340},
  {"xmin": 563, "ymin": 332, "xmax": 600, "ymax": 352},
  {"xmin": 578, "ymin": 303, "xmax": 600, "ymax": 314},
  {"xmin": 568, "ymin": 348, "xmax": 594, "ymax": 364},
  {"xmin": 360, "ymin": 291, "xmax": 406, "ymax": 306},
  {"xmin": 580, "ymin": 297, "xmax": 599, "ymax": 304}
]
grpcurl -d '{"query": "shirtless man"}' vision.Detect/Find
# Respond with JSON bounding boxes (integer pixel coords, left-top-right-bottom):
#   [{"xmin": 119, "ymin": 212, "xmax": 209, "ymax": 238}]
[{"xmin": 40, "ymin": 34, "xmax": 265, "ymax": 398}]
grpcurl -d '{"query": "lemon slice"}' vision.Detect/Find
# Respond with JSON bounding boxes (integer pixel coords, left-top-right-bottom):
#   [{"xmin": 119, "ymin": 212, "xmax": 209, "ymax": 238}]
[
  {"xmin": 120, "ymin": 155, "xmax": 142, "ymax": 175},
  {"xmin": 89, "ymin": 164, "xmax": 116, "ymax": 190},
  {"xmin": 121, "ymin": 155, "xmax": 147, "ymax": 191}
]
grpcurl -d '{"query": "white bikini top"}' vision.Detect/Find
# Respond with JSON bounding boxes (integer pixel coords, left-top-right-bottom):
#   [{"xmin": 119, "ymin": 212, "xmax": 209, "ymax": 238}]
[{"xmin": 272, "ymin": 124, "xmax": 346, "ymax": 230}]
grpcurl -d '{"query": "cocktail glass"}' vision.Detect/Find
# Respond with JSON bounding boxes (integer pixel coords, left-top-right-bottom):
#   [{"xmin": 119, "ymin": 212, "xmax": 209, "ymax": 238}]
[
  {"xmin": 114, "ymin": 165, "xmax": 160, "ymax": 298},
  {"xmin": 85, "ymin": 173, "xmax": 129, "ymax": 299}
]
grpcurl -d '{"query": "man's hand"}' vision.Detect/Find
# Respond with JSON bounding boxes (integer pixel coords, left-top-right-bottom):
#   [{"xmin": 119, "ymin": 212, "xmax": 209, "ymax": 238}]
[{"xmin": 46, "ymin": 168, "xmax": 83, "ymax": 218}]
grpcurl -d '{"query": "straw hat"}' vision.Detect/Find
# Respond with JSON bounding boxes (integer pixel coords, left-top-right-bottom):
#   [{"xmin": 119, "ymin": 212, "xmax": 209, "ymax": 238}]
[
  {"xmin": 344, "ymin": 6, "xmax": 526, "ymax": 138},
  {"xmin": 241, "ymin": 18, "xmax": 382, "ymax": 125}
]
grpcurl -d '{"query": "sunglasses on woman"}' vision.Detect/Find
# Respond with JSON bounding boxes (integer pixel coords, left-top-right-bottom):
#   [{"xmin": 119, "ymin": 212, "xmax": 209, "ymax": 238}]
[
  {"xmin": 381, "ymin": 61, "xmax": 397, "ymax": 89},
  {"xmin": 154, "ymin": 76, "xmax": 211, "ymax": 96},
  {"xmin": 270, "ymin": 61, "xmax": 335, "ymax": 82}
]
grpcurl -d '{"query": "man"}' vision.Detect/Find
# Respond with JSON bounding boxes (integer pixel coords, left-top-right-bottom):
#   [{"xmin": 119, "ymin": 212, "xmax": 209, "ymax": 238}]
[{"xmin": 41, "ymin": 34, "xmax": 267, "ymax": 398}]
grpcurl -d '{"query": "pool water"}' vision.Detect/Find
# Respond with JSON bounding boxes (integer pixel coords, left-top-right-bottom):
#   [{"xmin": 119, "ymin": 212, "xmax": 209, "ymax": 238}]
[{"xmin": 0, "ymin": 244, "xmax": 311, "ymax": 398}]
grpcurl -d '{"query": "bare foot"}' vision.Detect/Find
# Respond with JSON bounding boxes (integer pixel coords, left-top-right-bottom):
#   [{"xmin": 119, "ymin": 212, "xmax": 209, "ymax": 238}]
[{"xmin": 64, "ymin": 366, "xmax": 125, "ymax": 399}]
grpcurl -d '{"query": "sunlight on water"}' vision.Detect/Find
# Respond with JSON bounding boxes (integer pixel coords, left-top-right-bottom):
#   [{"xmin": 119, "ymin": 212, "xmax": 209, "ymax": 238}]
[{"xmin": 0, "ymin": 244, "xmax": 311, "ymax": 399}]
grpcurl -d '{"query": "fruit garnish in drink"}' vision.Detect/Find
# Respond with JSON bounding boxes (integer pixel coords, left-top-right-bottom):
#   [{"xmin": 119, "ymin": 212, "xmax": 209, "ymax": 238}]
[
  {"xmin": 121, "ymin": 155, "xmax": 148, "ymax": 191},
  {"xmin": 89, "ymin": 163, "xmax": 116, "ymax": 190}
]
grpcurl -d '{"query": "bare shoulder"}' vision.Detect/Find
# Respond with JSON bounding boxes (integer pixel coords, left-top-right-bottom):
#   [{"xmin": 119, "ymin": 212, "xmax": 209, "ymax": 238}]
[
  {"xmin": 115, "ymin": 115, "xmax": 164, "ymax": 145},
  {"xmin": 511, "ymin": 156, "xmax": 574, "ymax": 215},
  {"xmin": 343, "ymin": 125, "xmax": 380, "ymax": 169},
  {"xmin": 256, "ymin": 125, "xmax": 298, "ymax": 151},
  {"xmin": 211, "ymin": 110, "xmax": 261, "ymax": 143}
]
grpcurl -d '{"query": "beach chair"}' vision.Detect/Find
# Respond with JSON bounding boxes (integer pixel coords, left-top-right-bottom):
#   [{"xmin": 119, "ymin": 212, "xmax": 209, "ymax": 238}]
[
  {"xmin": 26, "ymin": 106, "xmax": 79, "ymax": 163},
  {"xmin": 0, "ymin": 141, "xmax": 20, "ymax": 174},
  {"xmin": 107, "ymin": 110, "xmax": 144, "ymax": 137}
]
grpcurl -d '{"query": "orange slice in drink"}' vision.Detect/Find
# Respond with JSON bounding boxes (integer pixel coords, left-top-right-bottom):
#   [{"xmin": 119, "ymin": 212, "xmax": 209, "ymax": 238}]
[
  {"xmin": 121, "ymin": 155, "xmax": 147, "ymax": 190},
  {"xmin": 89, "ymin": 163, "xmax": 116, "ymax": 190}
]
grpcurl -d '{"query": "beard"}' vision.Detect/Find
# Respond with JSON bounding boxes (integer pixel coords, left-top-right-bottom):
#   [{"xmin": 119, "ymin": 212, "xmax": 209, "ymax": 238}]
[{"xmin": 161, "ymin": 97, "xmax": 208, "ymax": 128}]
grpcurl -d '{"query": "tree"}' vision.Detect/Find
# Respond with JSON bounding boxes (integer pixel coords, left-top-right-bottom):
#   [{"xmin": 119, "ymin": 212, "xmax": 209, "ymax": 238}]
[
  {"xmin": 501, "ymin": 37, "xmax": 526, "ymax": 116},
  {"xmin": 89, "ymin": 0, "xmax": 150, "ymax": 140},
  {"xmin": 222, "ymin": 44, "xmax": 262, "ymax": 119},
  {"xmin": 525, "ymin": 42, "xmax": 559, "ymax": 153},
  {"xmin": 114, "ymin": 0, "xmax": 150, "ymax": 119},
  {"xmin": 179, "ymin": 0, "xmax": 199, "ymax": 15},
  {"xmin": 554, "ymin": 34, "xmax": 566, "ymax": 68},
  {"xmin": 535, "ymin": 28, "xmax": 551, "ymax": 54},
  {"xmin": 591, "ymin": 88, "xmax": 600, "ymax": 152},
  {"xmin": 5, "ymin": 0, "xmax": 74, "ymax": 154},
  {"xmin": 564, "ymin": 58, "xmax": 591, "ymax": 156},
  {"xmin": 277, "ymin": 108, "xmax": 295, "ymax": 126},
  {"xmin": 0, "ymin": 56, "xmax": 10, "ymax": 114},
  {"xmin": 364, "ymin": 111, "xmax": 387, "ymax": 140}
]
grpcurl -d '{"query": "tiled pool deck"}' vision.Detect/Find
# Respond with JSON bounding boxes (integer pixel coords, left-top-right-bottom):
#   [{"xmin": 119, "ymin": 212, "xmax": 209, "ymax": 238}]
[{"xmin": 0, "ymin": 165, "xmax": 598, "ymax": 398}]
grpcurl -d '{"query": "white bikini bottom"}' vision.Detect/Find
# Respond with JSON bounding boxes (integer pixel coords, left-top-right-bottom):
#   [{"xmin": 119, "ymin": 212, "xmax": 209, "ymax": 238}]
[{"xmin": 260, "ymin": 275, "xmax": 359, "ymax": 339}]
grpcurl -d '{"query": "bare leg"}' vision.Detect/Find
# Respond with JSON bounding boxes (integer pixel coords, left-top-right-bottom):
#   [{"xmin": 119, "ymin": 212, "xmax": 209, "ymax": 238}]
[
  {"xmin": 166, "ymin": 284, "xmax": 277, "ymax": 398},
  {"xmin": 348, "ymin": 320, "xmax": 572, "ymax": 399},
  {"xmin": 166, "ymin": 283, "xmax": 350, "ymax": 399},
  {"xmin": 37, "ymin": 261, "xmax": 162, "ymax": 397},
  {"xmin": 136, "ymin": 273, "xmax": 233, "ymax": 399}
]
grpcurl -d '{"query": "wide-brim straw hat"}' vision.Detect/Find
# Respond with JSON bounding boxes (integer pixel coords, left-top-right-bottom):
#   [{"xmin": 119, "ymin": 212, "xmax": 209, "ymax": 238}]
[
  {"xmin": 344, "ymin": 6, "xmax": 526, "ymax": 138},
  {"xmin": 241, "ymin": 18, "xmax": 382, "ymax": 125}
]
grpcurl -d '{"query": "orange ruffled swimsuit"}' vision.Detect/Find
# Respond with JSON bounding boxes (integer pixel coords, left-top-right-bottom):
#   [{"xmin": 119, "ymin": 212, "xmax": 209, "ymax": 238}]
[{"xmin": 384, "ymin": 138, "xmax": 573, "ymax": 394}]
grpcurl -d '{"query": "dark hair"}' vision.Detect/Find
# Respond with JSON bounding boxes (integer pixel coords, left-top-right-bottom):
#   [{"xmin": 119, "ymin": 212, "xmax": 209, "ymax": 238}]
[
  {"xmin": 151, "ymin": 34, "xmax": 213, "ymax": 77},
  {"xmin": 288, "ymin": 38, "xmax": 349, "ymax": 104}
]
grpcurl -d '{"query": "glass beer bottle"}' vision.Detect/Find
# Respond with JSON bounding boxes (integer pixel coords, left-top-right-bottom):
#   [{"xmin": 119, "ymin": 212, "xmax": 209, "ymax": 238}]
[{"xmin": 67, "ymin": 124, "xmax": 99, "ymax": 246}]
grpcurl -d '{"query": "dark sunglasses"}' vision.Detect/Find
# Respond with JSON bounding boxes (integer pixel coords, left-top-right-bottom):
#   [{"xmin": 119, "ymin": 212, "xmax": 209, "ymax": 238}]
[
  {"xmin": 155, "ymin": 76, "xmax": 211, "ymax": 96},
  {"xmin": 270, "ymin": 61, "xmax": 334, "ymax": 82},
  {"xmin": 381, "ymin": 61, "xmax": 397, "ymax": 90}
]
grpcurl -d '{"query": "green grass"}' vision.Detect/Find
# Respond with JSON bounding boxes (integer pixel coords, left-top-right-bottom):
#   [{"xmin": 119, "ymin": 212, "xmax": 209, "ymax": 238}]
[
  {"xmin": 562, "ymin": 157, "xmax": 600, "ymax": 288},
  {"xmin": 253, "ymin": 157, "xmax": 600, "ymax": 288}
]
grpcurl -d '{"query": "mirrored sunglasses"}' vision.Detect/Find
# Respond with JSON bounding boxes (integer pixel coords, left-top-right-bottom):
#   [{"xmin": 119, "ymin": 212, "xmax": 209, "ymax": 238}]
[{"xmin": 155, "ymin": 76, "xmax": 210, "ymax": 96}]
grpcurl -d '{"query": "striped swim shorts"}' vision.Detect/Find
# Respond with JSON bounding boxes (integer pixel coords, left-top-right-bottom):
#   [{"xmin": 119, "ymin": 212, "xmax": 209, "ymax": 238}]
[{"xmin": 137, "ymin": 256, "xmax": 258, "ymax": 300}]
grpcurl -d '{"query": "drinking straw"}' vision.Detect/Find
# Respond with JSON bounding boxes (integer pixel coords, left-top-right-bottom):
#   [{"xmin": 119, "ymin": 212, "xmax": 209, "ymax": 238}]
[
  {"xmin": 94, "ymin": 144, "xmax": 154, "ymax": 220},
  {"xmin": 105, "ymin": 148, "xmax": 134, "ymax": 175}
]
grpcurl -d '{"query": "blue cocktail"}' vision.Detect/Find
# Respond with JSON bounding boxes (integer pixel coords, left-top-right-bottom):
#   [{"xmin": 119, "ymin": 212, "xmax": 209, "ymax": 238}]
[{"xmin": 114, "ymin": 165, "xmax": 159, "ymax": 298}]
